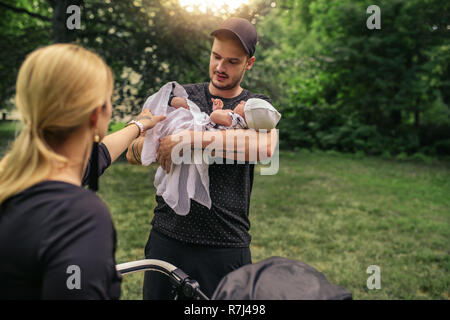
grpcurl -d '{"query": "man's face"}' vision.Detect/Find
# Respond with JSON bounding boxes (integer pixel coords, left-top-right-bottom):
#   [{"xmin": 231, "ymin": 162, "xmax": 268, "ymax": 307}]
[{"xmin": 209, "ymin": 33, "xmax": 254, "ymax": 91}]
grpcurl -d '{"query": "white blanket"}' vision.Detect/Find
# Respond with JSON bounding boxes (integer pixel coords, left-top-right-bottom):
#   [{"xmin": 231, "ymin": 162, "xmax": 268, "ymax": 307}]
[{"xmin": 141, "ymin": 82, "xmax": 212, "ymax": 215}]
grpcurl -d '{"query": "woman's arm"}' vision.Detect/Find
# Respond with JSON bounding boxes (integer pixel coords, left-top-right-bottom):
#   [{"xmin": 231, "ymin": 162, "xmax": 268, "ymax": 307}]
[
  {"xmin": 102, "ymin": 125, "xmax": 140, "ymax": 163},
  {"xmin": 102, "ymin": 109, "xmax": 165, "ymax": 163}
]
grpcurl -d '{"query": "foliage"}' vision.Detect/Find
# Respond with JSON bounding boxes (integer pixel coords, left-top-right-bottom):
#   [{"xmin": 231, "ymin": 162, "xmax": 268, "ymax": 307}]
[
  {"xmin": 0, "ymin": 0, "xmax": 448, "ymax": 155},
  {"xmin": 252, "ymin": 0, "xmax": 450, "ymax": 156},
  {"xmin": 0, "ymin": 0, "xmax": 270, "ymax": 117}
]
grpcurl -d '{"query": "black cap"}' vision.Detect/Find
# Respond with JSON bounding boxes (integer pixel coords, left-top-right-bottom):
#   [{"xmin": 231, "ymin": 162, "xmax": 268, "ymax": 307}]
[{"xmin": 210, "ymin": 17, "xmax": 258, "ymax": 57}]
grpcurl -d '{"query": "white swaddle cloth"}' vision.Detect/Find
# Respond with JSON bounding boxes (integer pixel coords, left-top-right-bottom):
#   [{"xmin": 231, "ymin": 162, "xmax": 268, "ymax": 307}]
[{"xmin": 140, "ymin": 82, "xmax": 212, "ymax": 215}]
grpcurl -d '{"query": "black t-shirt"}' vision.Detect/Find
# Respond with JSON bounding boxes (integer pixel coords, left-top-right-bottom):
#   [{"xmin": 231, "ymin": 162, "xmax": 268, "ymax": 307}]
[
  {"xmin": 0, "ymin": 143, "xmax": 121, "ymax": 300},
  {"xmin": 151, "ymin": 82, "xmax": 272, "ymax": 247}
]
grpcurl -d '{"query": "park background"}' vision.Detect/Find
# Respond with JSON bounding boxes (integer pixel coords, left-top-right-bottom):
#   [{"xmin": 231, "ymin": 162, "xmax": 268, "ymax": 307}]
[{"xmin": 0, "ymin": 0, "xmax": 448, "ymax": 299}]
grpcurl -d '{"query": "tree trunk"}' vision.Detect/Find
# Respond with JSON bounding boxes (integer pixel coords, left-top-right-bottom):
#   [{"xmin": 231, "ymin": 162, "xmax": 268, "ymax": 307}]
[
  {"xmin": 414, "ymin": 109, "xmax": 420, "ymax": 128},
  {"xmin": 390, "ymin": 110, "xmax": 402, "ymax": 127}
]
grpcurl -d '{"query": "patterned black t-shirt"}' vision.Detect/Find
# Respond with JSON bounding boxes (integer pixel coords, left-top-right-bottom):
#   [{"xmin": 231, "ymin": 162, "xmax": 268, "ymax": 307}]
[{"xmin": 151, "ymin": 82, "xmax": 272, "ymax": 247}]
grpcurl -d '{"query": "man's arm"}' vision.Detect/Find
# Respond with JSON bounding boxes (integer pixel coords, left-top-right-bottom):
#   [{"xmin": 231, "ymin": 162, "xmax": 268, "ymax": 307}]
[
  {"xmin": 192, "ymin": 129, "xmax": 277, "ymax": 161},
  {"xmin": 156, "ymin": 129, "xmax": 278, "ymax": 173}
]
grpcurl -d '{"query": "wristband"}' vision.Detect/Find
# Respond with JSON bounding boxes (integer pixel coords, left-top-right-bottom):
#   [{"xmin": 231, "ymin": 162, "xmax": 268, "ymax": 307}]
[{"xmin": 127, "ymin": 120, "xmax": 144, "ymax": 138}]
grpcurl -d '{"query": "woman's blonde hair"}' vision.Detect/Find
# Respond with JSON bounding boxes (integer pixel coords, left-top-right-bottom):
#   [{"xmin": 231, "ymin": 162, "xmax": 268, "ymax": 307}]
[{"xmin": 0, "ymin": 43, "xmax": 114, "ymax": 204}]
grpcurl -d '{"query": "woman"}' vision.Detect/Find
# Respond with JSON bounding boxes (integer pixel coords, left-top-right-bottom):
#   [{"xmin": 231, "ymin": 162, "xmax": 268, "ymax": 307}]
[{"xmin": 0, "ymin": 44, "xmax": 165, "ymax": 299}]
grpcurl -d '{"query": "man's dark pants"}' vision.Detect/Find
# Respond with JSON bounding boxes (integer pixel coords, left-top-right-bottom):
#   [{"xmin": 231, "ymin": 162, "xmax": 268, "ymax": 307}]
[{"xmin": 143, "ymin": 229, "xmax": 252, "ymax": 300}]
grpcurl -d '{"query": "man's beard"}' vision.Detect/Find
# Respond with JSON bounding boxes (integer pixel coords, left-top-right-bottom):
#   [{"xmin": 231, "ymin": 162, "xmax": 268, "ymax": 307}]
[{"xmin": 210, "ymin": 67, "xmax": 245, "ymax": 91}]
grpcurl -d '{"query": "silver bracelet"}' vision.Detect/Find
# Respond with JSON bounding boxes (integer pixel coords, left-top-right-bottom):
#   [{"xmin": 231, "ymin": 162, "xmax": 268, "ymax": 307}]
[{"xmin": 127, "ymin": 120, "xmax": 144, "ymax": 137}]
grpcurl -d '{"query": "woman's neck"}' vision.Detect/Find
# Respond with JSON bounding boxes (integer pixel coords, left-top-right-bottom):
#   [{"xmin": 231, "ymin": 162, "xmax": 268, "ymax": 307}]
[{"xmin": 46, "ymin": 127, "xmax": 92, "ymax": 187}]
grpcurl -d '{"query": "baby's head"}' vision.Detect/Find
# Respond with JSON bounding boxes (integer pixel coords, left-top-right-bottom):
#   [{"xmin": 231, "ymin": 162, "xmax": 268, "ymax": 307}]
[{"xmin": 236, "ymin": 98, "xmax": 281, "ymax": 130}]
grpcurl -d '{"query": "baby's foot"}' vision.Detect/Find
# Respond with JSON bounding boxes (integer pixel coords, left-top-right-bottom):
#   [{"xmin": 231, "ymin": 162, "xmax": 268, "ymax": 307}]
[{"xmin": 211, "ymin": 98, "xmax": 224, "ymax": 111}]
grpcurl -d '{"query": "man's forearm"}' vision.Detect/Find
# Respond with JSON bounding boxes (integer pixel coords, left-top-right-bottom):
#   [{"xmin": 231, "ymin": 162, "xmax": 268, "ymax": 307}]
[{"xmin": 187, "ymin": 129, "xmax": 278, "ymax": 162}]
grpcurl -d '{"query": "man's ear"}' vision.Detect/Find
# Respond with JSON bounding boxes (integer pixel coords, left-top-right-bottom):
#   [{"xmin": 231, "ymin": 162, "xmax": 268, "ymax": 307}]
[{"xmin": 246, "ymin": 56, "xmax": 255, "ymax": 70}]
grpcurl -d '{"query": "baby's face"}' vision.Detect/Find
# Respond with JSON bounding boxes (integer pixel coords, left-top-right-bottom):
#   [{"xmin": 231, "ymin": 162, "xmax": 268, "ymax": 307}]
[{"xmin": 234, "ymin": 101, "xmax": 246, "ymax": 120}]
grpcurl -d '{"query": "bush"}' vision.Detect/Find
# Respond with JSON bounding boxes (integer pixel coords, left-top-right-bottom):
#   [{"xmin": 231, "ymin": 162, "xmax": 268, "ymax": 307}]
[
  {"xmin": 410, "ymin": 152, "xmax": 433, "ymax": 164},
  {"xmin": 396, "ymin": 152, "xmax": 409, "ymax": 161},
  {"xmin": 381, "ymin": 150, "xmax": 392, "ymax": 160},
  {"xmin": 433, "ymin": 139, "xmax": 450, "ymax": 155}
]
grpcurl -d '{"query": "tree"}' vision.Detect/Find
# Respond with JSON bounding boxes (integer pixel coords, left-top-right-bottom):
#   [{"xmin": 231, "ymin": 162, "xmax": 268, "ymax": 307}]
[
  {"xmin": 255, "ymin": 0, "xmax": 450, "ymax": 155},
  {"xmin": 0, "ymin": 0, "xmax": 272, "ymax": 118}
]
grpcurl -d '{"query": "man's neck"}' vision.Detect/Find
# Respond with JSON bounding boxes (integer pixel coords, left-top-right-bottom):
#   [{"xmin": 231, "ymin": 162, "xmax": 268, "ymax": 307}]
[{"xmin": 208, "ymin": 82, "xmax": 244, "ymax": 99}]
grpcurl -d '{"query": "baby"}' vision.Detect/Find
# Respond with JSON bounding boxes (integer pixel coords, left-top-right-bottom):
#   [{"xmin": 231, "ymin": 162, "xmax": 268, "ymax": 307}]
[
  {"xmin": 209, "ymin": 98, "xmax": 248, "ymax": 130},
  {"xmin": 141, "ymin": 82, "xmax": 281, "ymax": 216},
  {"xmin": 170, "ymin": 96, "xmax": 281, "ymax": 131}
]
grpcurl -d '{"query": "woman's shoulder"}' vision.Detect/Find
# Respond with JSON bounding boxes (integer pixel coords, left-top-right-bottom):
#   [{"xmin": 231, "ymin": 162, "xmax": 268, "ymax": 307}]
[
  {"xmin": 0, "ymin": 181, "xmax": 114, "ymax": 267},
  {"xmin": 46, "ymin": 181, "xmax": 112, "ymax": 225},
  {"xmin": 1, "ymin": 181, "xmax": 111, "ymax": 226}
]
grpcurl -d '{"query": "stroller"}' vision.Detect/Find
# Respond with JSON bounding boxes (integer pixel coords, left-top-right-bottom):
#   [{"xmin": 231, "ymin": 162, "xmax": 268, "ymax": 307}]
[{"xmin": 116, "ymin": 256, "xmax": 352, "ymax": 300}]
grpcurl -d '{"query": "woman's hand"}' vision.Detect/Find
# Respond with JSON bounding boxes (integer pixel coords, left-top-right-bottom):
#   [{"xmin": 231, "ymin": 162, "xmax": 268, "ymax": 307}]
[{"xmin": 135, "ymin": 109, "xmax": 166, "ymax": 132}]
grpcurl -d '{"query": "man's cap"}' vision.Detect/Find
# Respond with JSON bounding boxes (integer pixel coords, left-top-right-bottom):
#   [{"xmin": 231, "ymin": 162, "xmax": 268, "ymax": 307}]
[
  {"xmin": 244, "ymin": 98, "xmax": 281, "ymax": 130},
  {"xmin": 211, "ymin": 17, "xmax": 258, "ymax": 57}
]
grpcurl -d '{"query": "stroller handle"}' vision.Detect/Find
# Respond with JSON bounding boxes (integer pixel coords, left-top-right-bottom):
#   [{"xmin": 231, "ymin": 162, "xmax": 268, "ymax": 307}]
[
  {"xmin": 116, "ymin": 259, "xmax": 209, "ymax": 300},
  {"xmin": 116, "ymin": 259, "xmax": 178, "ymax": 276}
]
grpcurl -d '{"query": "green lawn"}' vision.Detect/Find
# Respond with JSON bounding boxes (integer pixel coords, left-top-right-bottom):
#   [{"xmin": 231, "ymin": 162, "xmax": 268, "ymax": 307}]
[
  {"xmin": 0, "ymin": 121, "xmax": 19, "ymax": 158},
  {"xmin": 98, "ymin": 150, "xmax": 449, "ymax": 300},
  {"xmin": 1, "ymin": 121, "xmax": 449, "ymax": 300}
]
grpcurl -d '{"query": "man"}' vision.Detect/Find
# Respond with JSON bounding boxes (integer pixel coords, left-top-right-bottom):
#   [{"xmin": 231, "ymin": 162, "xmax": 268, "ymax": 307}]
[{"xmin": 127, "ymin": 17, "xmax": 278, "ymax": 299}]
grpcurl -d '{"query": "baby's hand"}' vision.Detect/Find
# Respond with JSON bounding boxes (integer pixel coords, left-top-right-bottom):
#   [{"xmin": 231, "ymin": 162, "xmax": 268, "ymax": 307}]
[
  {"xmin": 211, "ymin": 98, "xmax": 224, "ymax": 111},
  {"xmin": 234, "ymin": 100, "xmax": 247, "ymax": 119}
]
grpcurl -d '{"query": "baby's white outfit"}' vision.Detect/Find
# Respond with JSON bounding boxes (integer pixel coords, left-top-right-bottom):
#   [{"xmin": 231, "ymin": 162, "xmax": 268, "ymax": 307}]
[{"xmin": 141, "ymin": 82, "xmax": 244, "ymax": 216}]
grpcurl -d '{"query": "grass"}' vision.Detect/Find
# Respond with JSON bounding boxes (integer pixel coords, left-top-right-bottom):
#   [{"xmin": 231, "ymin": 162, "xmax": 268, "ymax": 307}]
[
  {"xmin": 1, "ymin": 121, "xmax": 449, "ymax": 300},
  {"xmin": 248, "ymin": 150, "xmax": 449, "ymax": 300},
  {"xmin": 0, "ymin": 121, "xmax": 19, "ymax": 157},
  {"xmin": 98, "ymin": 149, "xmax": 449, "ymax": 300}
]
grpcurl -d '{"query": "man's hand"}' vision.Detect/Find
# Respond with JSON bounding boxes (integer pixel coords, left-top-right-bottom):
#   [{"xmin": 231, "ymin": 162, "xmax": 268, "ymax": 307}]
[{"xmin": 157, "ymin": 131, "xmax": 191, "ymax": 173}]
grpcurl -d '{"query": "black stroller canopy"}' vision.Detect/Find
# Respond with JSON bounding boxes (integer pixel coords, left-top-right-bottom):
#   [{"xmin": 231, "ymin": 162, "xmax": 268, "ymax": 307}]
[{"xmin": 212, "ymin": 257, "xmax": 352, "ymax": 300}]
